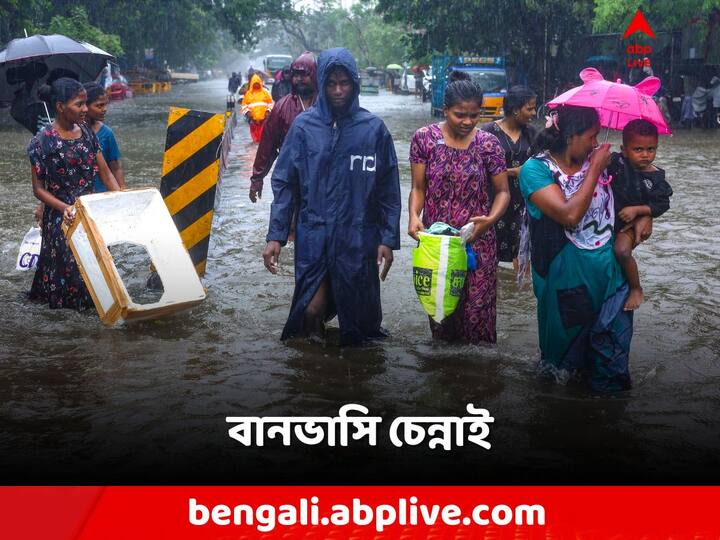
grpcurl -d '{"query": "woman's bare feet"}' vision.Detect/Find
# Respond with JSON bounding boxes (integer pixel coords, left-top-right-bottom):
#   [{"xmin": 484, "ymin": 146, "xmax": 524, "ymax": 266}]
[{"xmin": 624, "ymin": 287, "xmax": 644, "ymax": 311}]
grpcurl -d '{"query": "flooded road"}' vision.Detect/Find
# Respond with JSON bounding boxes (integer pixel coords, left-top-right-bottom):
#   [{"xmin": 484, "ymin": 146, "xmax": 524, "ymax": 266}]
[{"xmin": 1, "ymin": 80, "xmax": 719, "ymax": 483}]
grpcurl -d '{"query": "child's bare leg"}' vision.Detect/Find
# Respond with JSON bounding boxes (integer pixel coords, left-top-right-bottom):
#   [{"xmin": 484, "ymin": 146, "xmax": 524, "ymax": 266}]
[{"xmin": 614, "ymin": 230, "xmax": 644, "ymax": 310}]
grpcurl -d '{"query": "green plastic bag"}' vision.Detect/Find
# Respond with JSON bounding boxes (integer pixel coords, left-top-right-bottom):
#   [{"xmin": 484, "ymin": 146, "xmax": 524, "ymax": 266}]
[{"xmin": 412, "ymin": 231, "xmax": 468, "ymax": 323}]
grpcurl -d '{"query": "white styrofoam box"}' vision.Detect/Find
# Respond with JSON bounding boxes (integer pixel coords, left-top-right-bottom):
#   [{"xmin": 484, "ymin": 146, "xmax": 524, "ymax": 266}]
[{"xmin": 65, "ymin": 188, "xmax": 206, "ymax": 325}]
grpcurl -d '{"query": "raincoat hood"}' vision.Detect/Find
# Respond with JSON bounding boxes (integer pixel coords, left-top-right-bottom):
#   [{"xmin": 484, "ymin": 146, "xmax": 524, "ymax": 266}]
[
  {"xmin": 316, "ymin": 47, "xmax": 360, "ymax": 122},
  {"xmin": 291, "ymin": 51, "xmax": 318, "ymax": 96},
  {"xmin": 250, "ymin": 73, "xmax": 263, "ymax": 90}
]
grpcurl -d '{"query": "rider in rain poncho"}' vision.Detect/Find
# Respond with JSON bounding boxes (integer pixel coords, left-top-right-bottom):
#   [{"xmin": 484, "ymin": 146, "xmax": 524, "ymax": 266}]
[
  {"xmin": 241, "ymin": 73, "xmax": 273, "ymax": 143},
  {"xmin": 263, "ymin": 48, "xmax": 401, "ymax": 346}
]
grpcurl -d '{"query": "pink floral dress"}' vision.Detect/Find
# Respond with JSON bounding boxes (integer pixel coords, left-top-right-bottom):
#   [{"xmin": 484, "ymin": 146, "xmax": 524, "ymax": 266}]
[
  {"xmin": 410, "ymin": 123, "xmax": 506, "ymax": 343},
  {"xmin": 27, "ymin": 124, "xmax": 100, "ymax": 310}
]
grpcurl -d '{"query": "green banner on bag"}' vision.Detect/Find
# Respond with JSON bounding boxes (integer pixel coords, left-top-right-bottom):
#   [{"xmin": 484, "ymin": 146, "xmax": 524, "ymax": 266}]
[{"xmin": 412, "ymin": 231, "xmax": 468, "ymax": 323}]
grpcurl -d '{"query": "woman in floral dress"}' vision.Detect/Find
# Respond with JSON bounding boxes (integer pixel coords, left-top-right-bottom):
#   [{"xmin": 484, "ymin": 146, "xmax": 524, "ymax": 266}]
[
  {"xmin": 28, "ymin": 78, "xmax": 120, "ymax": 310},
  {"xmin": 408, "ymin": 80, "xmax": 509, "ymax": 343}
]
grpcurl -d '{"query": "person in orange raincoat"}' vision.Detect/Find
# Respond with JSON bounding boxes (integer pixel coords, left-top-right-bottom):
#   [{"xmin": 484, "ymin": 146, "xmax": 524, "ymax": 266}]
[{"xmin": 241, "ymin": 73, "xmax": 273, "ymax": 143}]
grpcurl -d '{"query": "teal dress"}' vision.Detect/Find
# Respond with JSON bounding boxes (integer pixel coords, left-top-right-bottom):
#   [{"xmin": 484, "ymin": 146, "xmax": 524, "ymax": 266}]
[
  {"xmin": 519, "ymin": 156, "xmax": 632, "ymax": 392},
  {"xmin": 92, "ymin": 124, "xmax": 121, "ymax": 193}
]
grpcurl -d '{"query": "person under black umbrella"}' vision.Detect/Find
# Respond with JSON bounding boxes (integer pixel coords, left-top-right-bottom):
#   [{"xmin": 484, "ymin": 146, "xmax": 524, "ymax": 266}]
[
  {"xmin": 8, "ymin": 65, "xmax": 80, "ymax": 134},
  {"xmin": 1, "ymin": 34, "xmax": 113, "ymax": 104},
  {"xmin": 7, "ymin": 62, "xmax": 48, "ymax": 134}
]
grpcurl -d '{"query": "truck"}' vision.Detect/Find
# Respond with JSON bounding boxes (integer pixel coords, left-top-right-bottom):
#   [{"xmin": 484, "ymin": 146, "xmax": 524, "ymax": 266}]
[{"xmin": 431, "ymin": 55, "xmax": 508, "ymax": 121}]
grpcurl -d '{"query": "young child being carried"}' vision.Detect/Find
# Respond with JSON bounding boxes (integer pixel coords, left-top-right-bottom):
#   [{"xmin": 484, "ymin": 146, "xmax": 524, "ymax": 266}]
[{"xmin": 609, "ymin": 119, "xmax": 673, "ymax": 311}]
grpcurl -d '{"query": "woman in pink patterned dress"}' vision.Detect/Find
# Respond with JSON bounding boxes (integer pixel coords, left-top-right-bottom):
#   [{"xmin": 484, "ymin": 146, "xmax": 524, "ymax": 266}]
[{"xmin": 408, "ymin": 80, "xmax": 509, "ymax": 343}]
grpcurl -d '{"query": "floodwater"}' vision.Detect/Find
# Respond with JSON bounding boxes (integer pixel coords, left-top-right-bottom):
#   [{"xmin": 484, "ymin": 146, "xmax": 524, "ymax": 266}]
[{"xmin": 1, "ymin": 80, "xmax": 719, "ymax": 484}]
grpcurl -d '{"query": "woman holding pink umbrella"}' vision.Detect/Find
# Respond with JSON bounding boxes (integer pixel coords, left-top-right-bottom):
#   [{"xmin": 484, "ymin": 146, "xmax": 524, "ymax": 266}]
[{"xmin": 518, "ymin": 105, "xmax": 633, "ymax": 393}]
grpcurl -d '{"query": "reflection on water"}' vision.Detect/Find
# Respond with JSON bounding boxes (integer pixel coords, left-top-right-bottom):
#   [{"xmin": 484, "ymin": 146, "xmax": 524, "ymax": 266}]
[{"xmin": 1, "ymin": 80, "xmax": 719, "ymax": 483}]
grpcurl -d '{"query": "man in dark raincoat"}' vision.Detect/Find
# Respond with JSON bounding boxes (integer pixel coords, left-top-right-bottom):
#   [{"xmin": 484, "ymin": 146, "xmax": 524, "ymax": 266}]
[
  {"xmin": 263, "ymin": 47, "xmax": 401, "ymax": 346},
  {"xmin": 271, "ymin": 67, "xmax": 293, "ymax": 101},
  {"xmin": 228, "ymin": 72, "xmax": 241, "ymax": 94},
  {"xmin": 249, "ymin": 51, "xmax": 318, "ymax": 203}
]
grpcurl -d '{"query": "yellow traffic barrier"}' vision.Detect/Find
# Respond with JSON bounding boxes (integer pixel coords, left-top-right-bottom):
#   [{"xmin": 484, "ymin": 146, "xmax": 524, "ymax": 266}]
[
  {"xmin": 128, "ymin": 81, "xmax": 171, "ymax": 95},
  {"xmin": 160, "ymin": 107, "xmax": 226, "ymax": 276},
  {"xmin": 130, "ymin": 81, "xmax": 156, "ymax": 95}
]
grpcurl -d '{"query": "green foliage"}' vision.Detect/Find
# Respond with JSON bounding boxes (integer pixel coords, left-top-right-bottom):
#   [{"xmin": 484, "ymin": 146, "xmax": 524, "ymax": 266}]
[
  {"xmin": 270, "ymin": 1, "xmax": 410, "ymax": 67},
  {"xmin": 0, "ymin": 0, "xmax": 47, "ymax": 46},
  {"xmin": 593, "ymin": 0, "xmax": 720, "ymax": 33},
  {"xmin": 345, "ymin": 3, "xmax": 410, "ymax": 67},
  {"xmin": 372, "ymin": 0, "xmax": 720, "ymax": 92},
  {"xmin": 376, "ymin": 0, "xmax": 596, "ymax": 94},
  {"xmin": 47, "ymin": 5, "xmax": 123, "ymax": 56},
  {"xmin": 11, "ymin": 0, "xmax": 717, "ymax": 76},
  {"xmin": 83, "ymin": 0, "xmax": 291, "ymax": 69},
  {"xmin": 2, "ymin": 0, "xmax": 291, "ymax": 70}
]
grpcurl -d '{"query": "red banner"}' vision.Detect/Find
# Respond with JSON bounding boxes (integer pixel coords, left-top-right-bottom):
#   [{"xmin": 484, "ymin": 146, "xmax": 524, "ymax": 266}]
[{"xmin": 2, "ymin": 486, "xmax": 719, "ymax": 539}]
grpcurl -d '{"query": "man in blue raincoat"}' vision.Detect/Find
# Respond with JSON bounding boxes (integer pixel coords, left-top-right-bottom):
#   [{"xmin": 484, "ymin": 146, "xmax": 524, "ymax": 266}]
[{"xmin": 263, "ymin": 48, "xmax": 401, "ymax": 346}]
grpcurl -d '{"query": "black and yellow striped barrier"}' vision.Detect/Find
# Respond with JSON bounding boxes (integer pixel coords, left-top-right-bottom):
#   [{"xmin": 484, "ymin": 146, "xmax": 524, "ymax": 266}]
[{"xmin": 160, "ymin": 107, "xmax": 226, "ymax": 276}]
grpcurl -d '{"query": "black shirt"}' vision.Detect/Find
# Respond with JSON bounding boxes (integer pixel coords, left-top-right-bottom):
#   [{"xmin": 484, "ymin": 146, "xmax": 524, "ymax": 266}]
[{"xmin": 608, "ymin": 152, "xmax": 673, "ymax": 228}]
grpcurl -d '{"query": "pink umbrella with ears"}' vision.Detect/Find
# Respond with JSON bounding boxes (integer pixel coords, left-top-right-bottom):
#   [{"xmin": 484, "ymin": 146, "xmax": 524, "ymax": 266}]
[{"xmin": 547, "ymin": 67, "xmax": 671, "ymax": 136}]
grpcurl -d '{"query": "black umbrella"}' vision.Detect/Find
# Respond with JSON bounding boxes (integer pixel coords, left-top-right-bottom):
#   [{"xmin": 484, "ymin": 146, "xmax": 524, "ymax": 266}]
[{"xmin": 0, "ymin": 34, "xmax": 113, "ymax": 102}]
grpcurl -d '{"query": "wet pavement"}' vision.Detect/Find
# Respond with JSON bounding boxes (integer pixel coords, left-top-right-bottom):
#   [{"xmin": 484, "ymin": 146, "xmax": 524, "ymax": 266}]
[{"xmin": 0, "ymin": 80, "xmax": 719, "ymax": 483}]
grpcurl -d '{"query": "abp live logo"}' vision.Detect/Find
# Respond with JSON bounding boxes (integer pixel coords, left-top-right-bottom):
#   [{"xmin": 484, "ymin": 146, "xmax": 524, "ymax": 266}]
[{"xmin": 624, "ymin": 9, "xmax": 656, "ymax": 69}]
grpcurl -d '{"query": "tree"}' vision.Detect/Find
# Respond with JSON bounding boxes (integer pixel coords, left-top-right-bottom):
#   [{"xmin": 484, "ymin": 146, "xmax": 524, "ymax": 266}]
[
  {"xmin": 3, "ymin": 0, "xmax": 292, "ymax": 70},
  {"xmin": 593, "ymin": 0, "xmax": 720, "ymax": 33},
  {"xmin": 0, "ymin": 0, "xmax": 45, "ymax": 46},
  {"xmin": 47, "ymin": 5, "xmax": 123, "ymax": 56},
  {"xmin": 375, "ymin": 0, "xmax": 596, "ymax": 96},
  {"xmin": 88, "ymin": 0, "xmax": 290, "ymax": 69},
  {"xmin": 343, "ymin": 3, "xmax": 409, "ymax": 67},
  {"xmin": 266, "ymin": 1, "xmax": 410, "ymax": 68}
]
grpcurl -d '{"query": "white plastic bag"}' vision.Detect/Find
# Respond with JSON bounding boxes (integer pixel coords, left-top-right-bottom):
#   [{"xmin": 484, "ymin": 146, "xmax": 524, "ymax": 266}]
[
  {"xmin": 459, "ymin": 222, "xmax": 475, "ymax": 244},
  {"xmin": 516, "ymin": 211, "xmax": 531, "ymax": 289},
  {"xmin": 15, "ymin": 226, "xmax": 41, "ymax": 271}
]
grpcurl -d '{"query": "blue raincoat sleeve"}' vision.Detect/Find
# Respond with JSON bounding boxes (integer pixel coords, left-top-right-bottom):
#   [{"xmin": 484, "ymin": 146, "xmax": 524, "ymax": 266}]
[
  {"xmin": 266, "ymin": 123, "xmax": 300, "ymax": 246},
  {"xmin": 376, "ymin": 125, "xmax": 401, "ymax": 250}
]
